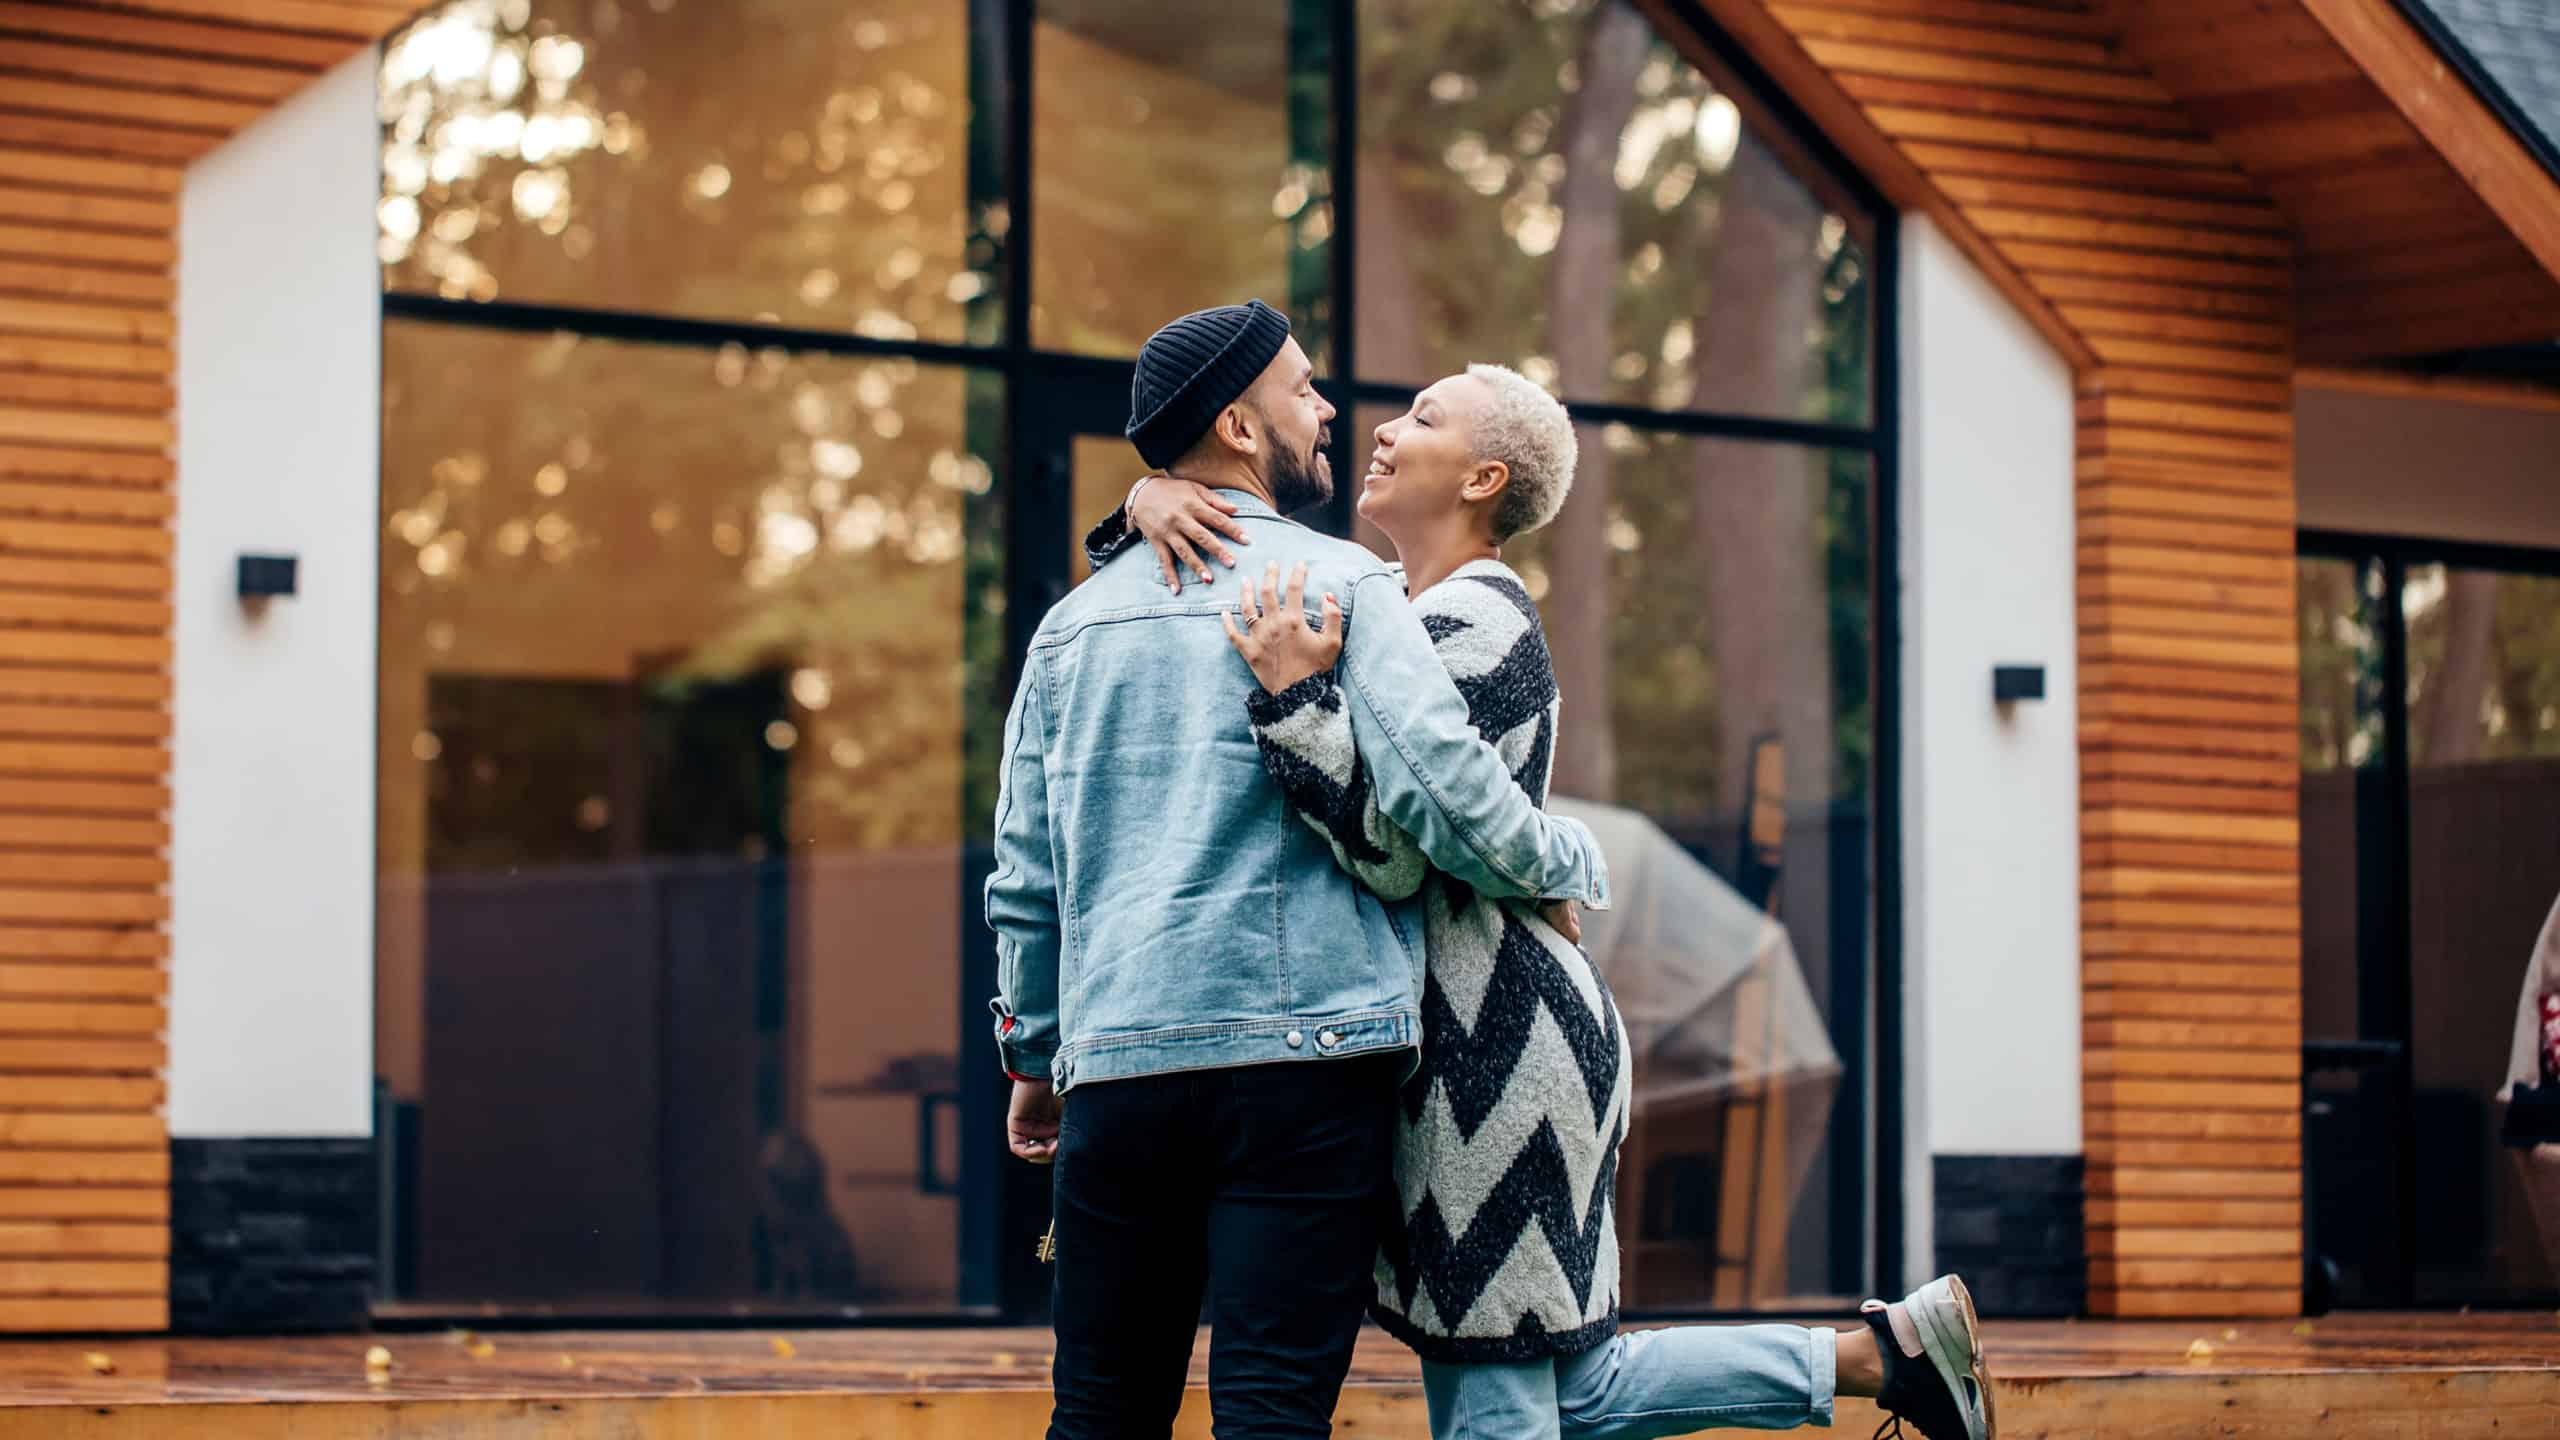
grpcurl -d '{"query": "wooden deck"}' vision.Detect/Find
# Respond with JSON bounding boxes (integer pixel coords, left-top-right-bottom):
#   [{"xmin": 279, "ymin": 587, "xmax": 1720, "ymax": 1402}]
[{"xmin": 0, "ymin": 1313, "xmax": 2553, "ymax": 1437}]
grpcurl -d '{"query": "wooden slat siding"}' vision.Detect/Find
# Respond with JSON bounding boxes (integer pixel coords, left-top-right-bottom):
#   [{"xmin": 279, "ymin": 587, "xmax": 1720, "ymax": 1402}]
[
  {"xmin": 0, "ymin": 0, "xmax": 401, "ymax": 1335},
  {"xmin": 1665, "ymin": 0, "xmax": 2301, "ymax": 1317},
  {"xmin": 2101, "ymin": 0, "xmax": 2560, "ymax": 359}
]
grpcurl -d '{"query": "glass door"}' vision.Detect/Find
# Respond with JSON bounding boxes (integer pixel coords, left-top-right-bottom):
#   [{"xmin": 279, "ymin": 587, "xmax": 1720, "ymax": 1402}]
[{"xmin": 2297, "ymin": 536, "xmax": 2560, "ymax": 1308}]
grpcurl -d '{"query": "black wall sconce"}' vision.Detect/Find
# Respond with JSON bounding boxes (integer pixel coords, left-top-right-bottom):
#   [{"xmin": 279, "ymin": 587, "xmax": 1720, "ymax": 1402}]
[
  {"xmin": 238, "ymin": 553, "xmax": 298, "ymax": 600},
  {"xmin": 1993, "ymin": 664, "xmax": 2045, "ymax": 704}
]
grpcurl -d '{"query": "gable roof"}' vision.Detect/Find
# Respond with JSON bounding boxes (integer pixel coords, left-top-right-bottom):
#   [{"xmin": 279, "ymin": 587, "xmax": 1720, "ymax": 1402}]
[{"xmin": 2403, "ymin": 0, "xmax": 2560, "ymax": 182}]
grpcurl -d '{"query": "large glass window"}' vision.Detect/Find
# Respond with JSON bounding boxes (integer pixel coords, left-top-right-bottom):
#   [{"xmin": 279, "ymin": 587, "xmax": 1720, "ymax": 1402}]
[{"xmin": 382, "ymin": 0, "xmax": 1886, "ymax": 1318}]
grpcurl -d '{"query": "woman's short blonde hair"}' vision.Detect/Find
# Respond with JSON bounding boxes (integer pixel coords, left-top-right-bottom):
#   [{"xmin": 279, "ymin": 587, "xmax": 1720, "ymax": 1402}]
[{"xmin": 1465, "ymin": 363, "xmax": 1578, "ymax": 542}]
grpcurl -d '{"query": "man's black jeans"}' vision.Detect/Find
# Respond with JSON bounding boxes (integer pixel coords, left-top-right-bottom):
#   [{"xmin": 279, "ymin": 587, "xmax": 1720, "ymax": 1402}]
[{"xmin": 1047, "ymin": 1053, "xmax": 1401, "ymax": 1439}]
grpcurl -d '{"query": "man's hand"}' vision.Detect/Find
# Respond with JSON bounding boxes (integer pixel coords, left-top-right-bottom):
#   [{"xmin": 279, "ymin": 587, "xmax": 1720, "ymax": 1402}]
[
  {"xmin": 1224, "ymin": 561, "xmax": 1342, "ymax": 694},
  {"xmin": 1129, "ymin": 474, "xmax": 1250, "ymax": 592},
  {"xmin": 1007, "ymin": 1077, "xmax": 1062, "ymax": 1165},
  {"xmin": 1541, "ymin": 899, "xmax": 1582, "ymax": 945}
]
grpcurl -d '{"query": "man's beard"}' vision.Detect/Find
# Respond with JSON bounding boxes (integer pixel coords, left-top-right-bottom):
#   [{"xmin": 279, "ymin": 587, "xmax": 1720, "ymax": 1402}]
[{"xmin": 1268, "ymin": 425, "xmax": 1334, "ymax": 513}]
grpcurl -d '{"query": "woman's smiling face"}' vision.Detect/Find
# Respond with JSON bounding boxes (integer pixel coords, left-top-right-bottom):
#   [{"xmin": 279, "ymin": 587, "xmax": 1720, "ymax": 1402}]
[{"xmin": 1359, "ymin": 373, "xmax": 1491, "ymax": 541}]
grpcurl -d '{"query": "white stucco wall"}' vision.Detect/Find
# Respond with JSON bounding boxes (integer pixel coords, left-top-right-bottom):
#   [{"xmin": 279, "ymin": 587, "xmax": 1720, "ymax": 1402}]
[
  {"xmin": 169, "ymin": 52, "xmax": 380, "ymax": 1137},
  {"xmin": 2296, "ymin": 381, "xmax": 2560, "ymax": 551},
  {"xmin": 1897, "ymin": 217, "xmax": 2084, "ymax": 1264}
]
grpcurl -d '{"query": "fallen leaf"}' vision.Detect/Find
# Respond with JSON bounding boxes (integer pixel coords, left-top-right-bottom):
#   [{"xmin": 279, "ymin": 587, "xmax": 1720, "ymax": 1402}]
[
  {"xmin": 2184, "ymin": 1338, "xmax": 2215, "ymax": 1363},
  {"xmin": 82, "ymin": 1352, "xmax": 113, "ymax": 1376},
  {"xmin": 466, "ymin": 1340, "xmax": 496, "ymax": 1360},
  {"xmin": 2221, "ymin": 1328, "xmax": 2240, "ymax": 1342},
  {"xmin": 991, "ymin": 1352, "xmax": 1016, "ymax": 1369},
  {"xmin": 2292, "ymin": 1321, "xmax": 2315, "ymax": 1338},
  {"xmin": 558, "ymin": 1354, "xmax": 577, "ymax": 1370},
  {"xmin": 770, "ymin": 1337, "xmax": 797, "ymax": 1360},
  {"xmin": 446, "ymin": 1329, "xmax": 478, "ymax": 1348}
]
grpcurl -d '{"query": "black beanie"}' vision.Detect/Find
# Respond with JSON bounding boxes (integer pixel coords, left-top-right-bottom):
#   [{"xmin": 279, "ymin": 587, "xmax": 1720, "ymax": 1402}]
[{"xmin": 1126, "ymin": 299, "xmax": 1293, "ymax": 469}]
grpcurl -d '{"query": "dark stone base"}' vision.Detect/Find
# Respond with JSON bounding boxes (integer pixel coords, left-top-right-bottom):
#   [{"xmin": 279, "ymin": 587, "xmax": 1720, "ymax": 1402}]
[
  {"xmin": 1934, "ymin": 1154, "xmax": 2086, "ymax": 1317},
  {"xmin": 171, "ymin": 1138, "xmax": 376, "ymax": 1334}
]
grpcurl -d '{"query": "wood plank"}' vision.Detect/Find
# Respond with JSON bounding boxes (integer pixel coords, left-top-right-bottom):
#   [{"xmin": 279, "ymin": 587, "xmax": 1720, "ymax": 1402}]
[
  {"xmin": 1974, "ymin": 206, "xmax": 2290, "ymax": 259},
  {"xmin": 0, "ymin": 146, "xmax": 179, "ymax": 196},
  {"xmin": 0, "ymin": 1184, "xmax": 161, "ymax": 1219},
  {"xmin": 2080, "ymin": 483, "xmax": 2294, "ymax": 526},
  {"xmin": 2001, "ymin": 239, "xmax": 2286, "ymax": 288},
  {"xmin": 0, "ymin": 967, "xmax": 162, "ymax": 1003},
  {"xmin": 0, "ymin": 330, "xmax": 171, "ymax": 376},
  {"xmin": 1898, "ymin": 144, "xmax": 2266, "ymax": 203},
  {"xmin": 1801, "ymin": 38, "xmax": 2172, "ymax": 103},
  {"xmin": 0, "ymin": 1110, "xmax": 162, "ymax": 1146},
  {"xmin": 2085, "ymin": 1018, "xmax": 2298, "ymax": 1052},
  {"xmin": 0, "ymin": 184, "xmax": 171, "ymax": 233},
  {"xmin": 0, "ymin": 514, "xmax": 172, "ymax": 560},
  {"xmin": 0, "ymin": 110, "xmax": 217, "ymax": 163},
  {"xmin": 0, "ymin": 370, "xmax": 176, "ymax": 414},
  {"xmin": 2082, "ymin": 808, "xmax": 2297, "ymax": 846},
  {"xmin": 2099, "ymin": 1250, "xmax": 2304, "ymax": 1281},
  {"xmin": 1757, "ymin": 0, "xmax": 2123, "ymax": 40},
  {"xmin": 0, "ymin": 1037, "xmax": 158, "ymax": 1072},
  {"xmin": 0, "ymin": 1220, "xmax": 164, "ymax": 1257},
  {"xmin": 1875, "ymin": 107, "xmax": 2231, "ymax": 166},
  {"xmin": 1769, "ymin": 4, "xmax": 2127, "ymax": 67},
  {"xmin": 0, "ymin": 297, "xmax": 169, "ymax": 343},
  {"xmin": 2083, "ymin": 1163, "xmax": 2302, "ymax": 1198},
  {"xmin": 2084, "ymin": 839, "xmax": 2299, "ymax": 874},
  {"xmin": 0, "ymin": 890, "xmax": 164, "ymax": 928},
  {"xmin": 0, "ymin": 260, "xmax": 170, "ymax": 306},
  {"xmin": 2086, "ymin": 1138, "xmax": 2299, "ymax": 1170},
  {"xmin": 0, "ymin": 75, "xmax": 259, "ymax": 132},
  {"xmin": 0, "ymin": 925, "xmax": 160, "ymax": 963},
  {"xmin": 2085, "ymin": 1077, "xmax": 2301, "ymax": 1113},
  {"xmin": 2086, "ymin": 959, "xmax": 2300, "ymax": 990},
  {"xmin": 2080, "ymin": 511, "xmax": 2292, "ymax": 555},
  {"xmin": 0, "ymin": 444, "xmax": 166, "ymax": 484},
  {"xmin": 1939, "ymin": 172, "xmax": 2286, "ymax": 231},
  {"xmin": 0, "ymin": 404, "xmax": 169, "ymax": 449},
  {"xmin": 2077, "ymin": 573, "xmax": 2294, "ymax": 617},
  {"xmin": 2077, "ymin": 658, "xmax": 2298, "ymax": 700},
  {"xmin": 0, "ymin": 36, "xmax": 305, "ymax": 103},
  {"xmin": 2084, "ymin": 1106, "xmax": 2301, "ymax": 1139},
  {"xmin": 2085, "ymin": 1047, "xmax": 2300, "ymax": 1081},
  {"xmin": 2081, "ymin": 778, "xmax": 2299, "ymax": 815},
  {"xmin": 1838, "ymin": 71, "xmax": 2200, "ymax": 136},
  {"xmin": 0, "ymin": 1257, "xmax": 161, "ymax": 1294},
  {"xmin": 0, "ymin": 629, "xmax": 171, "ymax": 666},
  {"xmin": 2063, "ymin": 304, "xmax": 2289, "ymax": 350},
  {"xmin": 83, "ymin": 0, "xmax": 407, "ymax": 41},
  {"xmin": 0, "ymin": 667, "xmax": 167, "ymax": 705},
  {"xmin": 0, "ymin": 481, "xmax": 172, "ymax": 523},
  {"xmin": 0, "ymin": 1149, "xmax": 165, "ymax": 1184},
  {"xmin": 2085, "ymin": 1286, "xmax": 2298, "ymax": 1317},
  {"xmin": 0, "ymin": 1294, "xmax": 159, "ymax": 1328},
  {"xmin": 0, "ymin": 777, "xmax": 165, "ymax": 815},
  {"xmin": 0, "ymin": 851, "xmax": 165, "ymax": 886},
  {"xmin": 0, "ymin": 594, "xmax": 175, "ymax": 633},
  {"xmin": 2085, "ymin": 1197, "xmax": 2301, "ymax": 1229},
  {"xmin": 0, "ymin": 702, "xmax": 167, "ymax": 740}
]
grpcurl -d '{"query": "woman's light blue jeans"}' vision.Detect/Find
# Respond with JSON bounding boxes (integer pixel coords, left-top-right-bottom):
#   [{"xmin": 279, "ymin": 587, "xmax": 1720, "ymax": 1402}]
[{"xmin": 1420, "ymin": 1324, "xmax": 1837, "ymax": 1440}]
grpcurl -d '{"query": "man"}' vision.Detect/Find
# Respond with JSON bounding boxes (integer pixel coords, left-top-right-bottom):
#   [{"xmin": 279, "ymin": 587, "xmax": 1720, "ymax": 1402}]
[{"xmin": 986, "ymin": 299, "xmax": 1612, "ymax": 1440}]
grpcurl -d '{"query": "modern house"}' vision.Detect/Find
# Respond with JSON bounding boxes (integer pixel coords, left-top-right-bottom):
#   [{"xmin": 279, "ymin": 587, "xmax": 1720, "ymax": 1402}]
[{"xmin": 0, "ymin": 0, "xmax": 2555, "ymax": 1336}]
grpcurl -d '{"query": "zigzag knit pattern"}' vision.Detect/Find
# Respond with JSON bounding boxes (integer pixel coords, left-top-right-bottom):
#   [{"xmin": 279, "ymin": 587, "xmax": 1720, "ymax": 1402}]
[{"xmin": 1244, "ymin": 559, "xmax": 1632, "ymax": 1363}]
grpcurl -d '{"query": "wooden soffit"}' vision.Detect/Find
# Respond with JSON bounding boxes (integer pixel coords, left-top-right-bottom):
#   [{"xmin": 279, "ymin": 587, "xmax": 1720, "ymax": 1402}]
[
  {"xmin": 2103, "ymin": 0, "xmax": 2560, "ymax": 363},
  {"xmin": 0, "ymin": 0, "xmax": 419, "ymax": 165}
]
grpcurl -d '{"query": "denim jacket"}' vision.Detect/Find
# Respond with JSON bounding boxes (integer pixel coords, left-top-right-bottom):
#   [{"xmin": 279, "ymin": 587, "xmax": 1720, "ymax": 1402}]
[{"xmin": 986, "ymin": 492, "xmax": 1610, "ymax": 1091}]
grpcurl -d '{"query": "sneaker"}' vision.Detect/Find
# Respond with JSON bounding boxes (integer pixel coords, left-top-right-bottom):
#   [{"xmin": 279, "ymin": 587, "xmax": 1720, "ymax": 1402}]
[{"xmin": 1859, "ymin": 1274, "xmax": 1994, "ymax": 1440}]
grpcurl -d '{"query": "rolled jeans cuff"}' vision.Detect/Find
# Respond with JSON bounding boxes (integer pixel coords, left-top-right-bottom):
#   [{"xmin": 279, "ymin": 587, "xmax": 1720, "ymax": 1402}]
[{"xmin": 1808, "ymin": 1323, "xmax": 1837, "ymax": 1427}]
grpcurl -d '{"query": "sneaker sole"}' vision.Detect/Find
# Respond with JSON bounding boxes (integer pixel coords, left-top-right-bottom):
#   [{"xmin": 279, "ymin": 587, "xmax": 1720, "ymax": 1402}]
[{"xmin": 1909, "ymin": 1274, "xmax": 1995, "ymax": 1440}]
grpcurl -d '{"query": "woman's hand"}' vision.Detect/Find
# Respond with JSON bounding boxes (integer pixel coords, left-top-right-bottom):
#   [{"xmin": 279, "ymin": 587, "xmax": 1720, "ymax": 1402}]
[
  {"xmin": 1540, "ymin": 899, "xmax": 1582, "ymax": 945},
  {"xmin": 1129, "ymin": 475, "xmax": 1250, "ymax": 592},
  {"xmin": 1224, "ymin": 561, "xmax": 1341, "ymax": 694}
]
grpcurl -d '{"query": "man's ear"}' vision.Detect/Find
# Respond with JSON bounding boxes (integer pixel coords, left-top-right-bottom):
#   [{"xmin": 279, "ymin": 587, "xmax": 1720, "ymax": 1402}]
[
  {"xmin": 1214, "ymin": 402, "xmax": 1259, "ymax": 456},
  {"xmin": 1462, "ymin": 459, "xmax": 1510, "ymax": 506}
]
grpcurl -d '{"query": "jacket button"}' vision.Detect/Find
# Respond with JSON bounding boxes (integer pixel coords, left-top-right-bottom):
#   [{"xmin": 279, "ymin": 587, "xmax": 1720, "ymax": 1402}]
[
  {"xmin": 1317, "ymin": 1030, "xmax": 1340, "ymax": 1049},
  {"xmin": 1285, "ymin": 1030, "xmax": 1304, "ymax": 1048}
]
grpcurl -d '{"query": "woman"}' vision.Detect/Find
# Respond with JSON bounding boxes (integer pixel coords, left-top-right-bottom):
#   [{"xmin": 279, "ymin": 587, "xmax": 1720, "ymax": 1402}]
[{"xmin": 1115, "ymin": 364, "xmax": 1993, "ymax": 1440}]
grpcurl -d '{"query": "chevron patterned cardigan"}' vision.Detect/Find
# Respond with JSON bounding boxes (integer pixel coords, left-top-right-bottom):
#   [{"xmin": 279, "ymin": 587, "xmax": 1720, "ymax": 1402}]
[{"xmin": 1243, "ymin": 558, "xmax": 1632, "ymax": 1363}]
